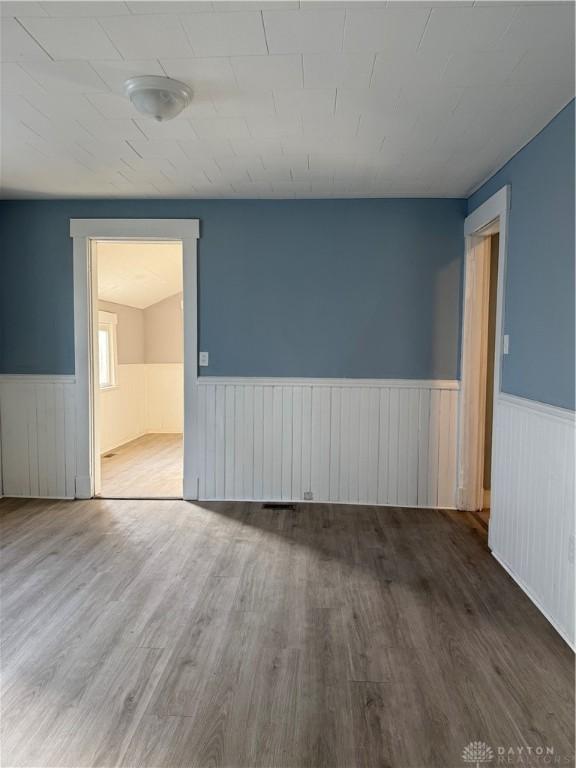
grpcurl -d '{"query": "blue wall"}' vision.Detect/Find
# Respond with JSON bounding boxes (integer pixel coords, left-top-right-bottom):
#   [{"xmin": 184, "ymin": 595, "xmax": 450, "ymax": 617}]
[
  {"xmin": 0, "ymin": 198, "xmax": 465, "ymax": 379},
  {"xmin": 468, "ymin": 100, "xmax": 575, "ymax": 411}
]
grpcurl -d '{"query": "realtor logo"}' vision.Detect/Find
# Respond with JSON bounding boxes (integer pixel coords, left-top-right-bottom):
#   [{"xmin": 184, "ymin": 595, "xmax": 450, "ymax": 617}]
[{"xmin": 462, "ymin": 741, "xmax": 494, "ymax": 767}]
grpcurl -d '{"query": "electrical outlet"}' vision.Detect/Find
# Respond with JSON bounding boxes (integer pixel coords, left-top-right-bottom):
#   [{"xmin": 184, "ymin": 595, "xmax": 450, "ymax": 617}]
[
  {"xmin": 303, "ymin": 491, "xmax": 313, "ymax": 501},
  {"xmin": 503, "ymin": 334, "xmax": 510, "ymax": 355},
  {"xmin": 199, "ymin": 351, "xmax": 209, "ymax": 367}
]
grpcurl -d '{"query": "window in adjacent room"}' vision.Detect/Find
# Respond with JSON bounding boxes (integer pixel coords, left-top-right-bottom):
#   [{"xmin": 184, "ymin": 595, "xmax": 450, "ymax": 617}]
[{"xmin": 98, "ymin": 311, "xmax": 118, "ymax": 389}]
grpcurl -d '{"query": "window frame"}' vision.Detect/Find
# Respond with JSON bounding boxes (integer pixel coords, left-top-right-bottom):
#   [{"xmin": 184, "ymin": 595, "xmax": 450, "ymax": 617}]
[{"xmin": 97, "ymin": 310, "xmax": 118, "ymax": 390}]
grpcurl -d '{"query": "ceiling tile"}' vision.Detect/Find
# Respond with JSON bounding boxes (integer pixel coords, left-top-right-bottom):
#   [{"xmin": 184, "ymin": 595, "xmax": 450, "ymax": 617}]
[
  {"xmin": 118, "ymin": 153, "xmax": 175, "ymax": 170},
  {"xmin": 263, "ymin": 8, "xmax": 345, "ymax": 54},
  {"xmin": 125, "ymin": 2, "xmax": 213, "ymax": 13},
  {"xmin": 443, "ymin": 49, "xmax": 524, "ymax": 86},
  {"xmin": 14, "ymin": 109, "xmax": 98, "ymax": 143},
  {"xmin": 248, "ymin": 165, "xmax": 291, "ymax": 182},
  {"xmin": 274, "ymin": 88, "xmax": 335, "ymax": 120},
  {"xmin": 214, "ymin": 91, "xmax": 276, "ymax": 118},
  {"xmin": 180, "ymin": 11, "xmax": 267, "ymax": 56},
  {"xmin": 262, "ymin": 154, "xmax": 309, "ymax": 173},
  {"xmin": 498, "ymin": 4, "xmax": 575, "ymax": 52},
  {"xmin": 343, "ymin": 7, "xmax": 431, "ymax": 53},
  {"xmin": 215, "ymin": 154, "xmax": 264, "ymax": 174},
  {"xmin": 245, "ymin": 115, "xmax": 302, "ymax": 138},
  {"xmin": 303, "ymin": 52, "xmax": 374, "ymax": 89},
  {"xmin": 40, "ymin": 1, "xmax": 130, "ymax": 16},
  {"xmin": 301, "ymin": 1, "xmax": 387, "ymax": 8},
  {"xmin": 0, "ymin": 2, "xmax": 48, "ymax": 16},
  {"xmin": 291, "ymin": 167, "xmax": 333, "ymax": 183},
  {"xmin": 216, "ymin": 2, "xmax": 299, "ymax": 10},
  {"xmin": 27, "ymin": 91, "xmax": 105, "ymax": 122},
  {"xmin": 397, "ymin": 84, "xmax": 463, "ymax": 120},
  {"xmin": 1, "ymin": 93, "xmax": 47, "ymax": 122},
  {"xmin": 21, "ymin": 60, "xmax": 108, "ymax": 92},
  {"xmin": 87, "ymin": 91, "xmax": 136, "ymax": 118},
  {"xmin": 229, "ymin": 136, "xmax": 284, "ymax": 156},
  {"xmin": 371, "ymin": 51, "xmax": 451, "ymax": 90},
  {"xmin": 231, "ymin": 54, "xmax": 302, "ymax": 90},
  {"xmin": 1, "ymin": 17, "xmax": 50, "ymax": 60},
  {"xmin": 356, "ymin": 113, "xmax": 419, "ymax": 144},
  {"xmin": 335, "ymin": 88, "xmax": 401, "ymax": 121},
  {"xmin": 123, "ymin": 138, "xmax": 188, "ymax": 161},
  {"xmin": 99, "ymin": 14, "xmax": 193, "ymax": 58},
  {"xmin": 508, "ymin": 47, "xmax": 575, "ymax": 87},
  {"xmin": 80, "ymin": 116, "xmax": 149, "ymax": 141},
  {"xmin": 302, "ymin": 113, "xmax": 358, "ymax": 139},
  {"xmin": 90, "ymin": 59, "xmax": 165, "ymax": 93},
  {"xmin": 1, "ymin": 62, "xmax": 45, "ymax": 95},
  {"xmin": 190, "ymin": 116, "xmax": 251, "ymax": 138},
  {"xmin": 19, "ymin": 17, "xmax": 122, "ymax": 59},
  {"xmin": 418, "ymin": 6, "xmax": 518, "ymax": 52},
  {"xmin": 178, "ymin": 137, "xmax": 235, "ymax": 159},
  {"xmin": 160, "ymin": 57, "xmax": 238, "ymax": 99}
]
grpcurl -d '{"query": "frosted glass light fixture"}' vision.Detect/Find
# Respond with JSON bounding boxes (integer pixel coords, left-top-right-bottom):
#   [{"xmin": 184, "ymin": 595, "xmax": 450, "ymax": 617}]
[{"xmin": 123, "ymin": 76, "xmax": 193, "ymax": 122}]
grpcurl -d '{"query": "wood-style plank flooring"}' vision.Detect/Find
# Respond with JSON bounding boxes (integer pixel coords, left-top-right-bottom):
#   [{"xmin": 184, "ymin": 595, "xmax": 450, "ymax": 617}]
[
  {"xmin": 0, "ymin": 498, "xmax": 573, "ymax": 768},
  {"xmin": 101, "ymin": 433, "xmax": 183, "ymax": 498}
]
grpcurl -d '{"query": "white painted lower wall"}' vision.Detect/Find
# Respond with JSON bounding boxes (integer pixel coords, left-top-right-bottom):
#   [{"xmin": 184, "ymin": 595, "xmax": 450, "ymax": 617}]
[
  {"xmin": 197, "ymin": 378, "xmax": 459, "ymax": 508},
  {"xmin": 145, "ymin": 364, "xmax": 184, "ymax": 434},
  {"xmin": 100, "ymin": 364, "xmax": 146, "ymax": 454},
  {"xmin": 489, "ymin": 393, "xmax": 575, "ymax": 647},
  {"xmin": 100, "ymin": 363, "xmax": 183, "ymax": 454}
]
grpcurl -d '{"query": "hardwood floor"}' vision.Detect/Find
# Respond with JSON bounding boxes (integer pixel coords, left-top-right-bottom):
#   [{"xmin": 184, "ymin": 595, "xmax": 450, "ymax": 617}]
[
  {"xmin": 0, "ymin": 498, "xmax": 573, "ymax": 768},
  {"xmin": 101, "ymin": 433, "xmax": 183, "ymax": 498}
]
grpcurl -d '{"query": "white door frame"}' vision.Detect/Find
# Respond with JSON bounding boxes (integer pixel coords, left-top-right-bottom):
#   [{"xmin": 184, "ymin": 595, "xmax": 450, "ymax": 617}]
[
  {"xmin": 70, "ymin": 218, "xmax": 200, "ymax": 500},
  {"xmin": 457, "ymin": 185, "xmax": 510, "ymax": 511}
]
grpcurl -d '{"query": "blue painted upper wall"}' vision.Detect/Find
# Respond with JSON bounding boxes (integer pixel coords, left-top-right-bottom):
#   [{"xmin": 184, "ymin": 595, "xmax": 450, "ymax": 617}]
[
  {"xmin": 468, "ymin": 100, "xmax": 575, "ymax": 411},
  {"xmin": 0, "ymin": 198, "xmax": 465, "ymax": 379}
]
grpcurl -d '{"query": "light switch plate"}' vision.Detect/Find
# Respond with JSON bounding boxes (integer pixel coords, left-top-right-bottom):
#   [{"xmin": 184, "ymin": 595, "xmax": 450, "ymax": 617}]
[
  {"xmin": 199, "ymin": 351, "xmax": 209, "ymax": 367},
  {"xmin": 503, "ymin": 334, "xmax": 510, "ymax": 355}
]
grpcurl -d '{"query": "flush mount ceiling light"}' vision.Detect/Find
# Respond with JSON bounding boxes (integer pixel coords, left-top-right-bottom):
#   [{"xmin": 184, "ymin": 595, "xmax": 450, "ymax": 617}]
[{"xmin": 123, "ymin": 76, "xmax": 193, "ymax": 122}]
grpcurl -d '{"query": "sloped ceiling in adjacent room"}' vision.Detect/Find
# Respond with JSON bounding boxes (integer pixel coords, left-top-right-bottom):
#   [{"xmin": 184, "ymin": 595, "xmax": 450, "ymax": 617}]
[{"xmin": 96, "ymin": 240, "xmax": 182, "ymax": 308}]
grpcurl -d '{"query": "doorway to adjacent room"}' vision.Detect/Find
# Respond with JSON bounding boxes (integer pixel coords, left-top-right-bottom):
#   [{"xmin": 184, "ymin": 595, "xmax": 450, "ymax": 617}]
[{"xmin": 95, "ymin": 239, "xmax": 184, "ymax": 498}]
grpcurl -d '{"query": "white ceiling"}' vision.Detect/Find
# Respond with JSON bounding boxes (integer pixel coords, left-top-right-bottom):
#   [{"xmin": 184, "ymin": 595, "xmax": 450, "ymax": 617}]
[
  {"xmin": 96, "ymin": 239, "xmax": 183, "ymax": 307},
  {"xmin": 1, "ymin": 0, "xmax": 574, "ymax": 199}
]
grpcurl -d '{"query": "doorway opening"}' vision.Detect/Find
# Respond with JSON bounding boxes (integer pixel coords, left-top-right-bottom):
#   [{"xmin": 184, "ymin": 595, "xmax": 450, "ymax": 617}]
[
  {"xmin": 94, "ymin": 239, "xmax": 184, "ymax": 499},
  {"xmin": 458, "ymin": 186, "xmax": 509, "ymax": 519}
]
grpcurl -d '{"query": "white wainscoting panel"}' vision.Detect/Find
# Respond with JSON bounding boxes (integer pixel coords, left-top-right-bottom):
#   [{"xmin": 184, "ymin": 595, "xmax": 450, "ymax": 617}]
[
  {"xmin": 0, "ymin": 375, "xmax": 77, "ymax": 499},
  {"xmin": 99, "ymin": 363, "xmax": 184, "ymax": 453},
  {"xmin": 145, "ymin": 363, "xmax": 184, "ymax": 434},
  {"xmin": 197, "ymin": 378, "xmax": 459, "ymax": 508},
  {"xmin": 100, "ymin": 364, "xmax": 147, "ymax": 454},
  {"xmin": 490, "ymin": 393, "xmax": 575, "ymax": 647}
]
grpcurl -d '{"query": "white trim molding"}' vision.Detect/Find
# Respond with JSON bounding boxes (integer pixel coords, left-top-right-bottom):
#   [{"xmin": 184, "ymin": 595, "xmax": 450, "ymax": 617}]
[
  {"xmin": 69, "ymin": 218, "xmax": 200, "ymax": 240},
  {"xmin": 498, "ymin": 392, "xmax": 575, "ymax": 423},
  {"xmin": 0, "ymin": 374, "xmax": 76, "ymax": 383},
  {"xmin": 464, "ymin": 186, "xmax": 510, "ymax": 238},
  {"xmin": 196, "ymin": 377, "xmax": 460, "ymax": 508},
  {"xmin": 458, "ymin": 184, "xmax": 510, "ymax": 511},
  {"xmin": 70, "ymin": 218, "xmax": 199, "ymax": 500},
  {"xmin": 200, "ymin": 377, "xmax": 460, "ymax": 389}
]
